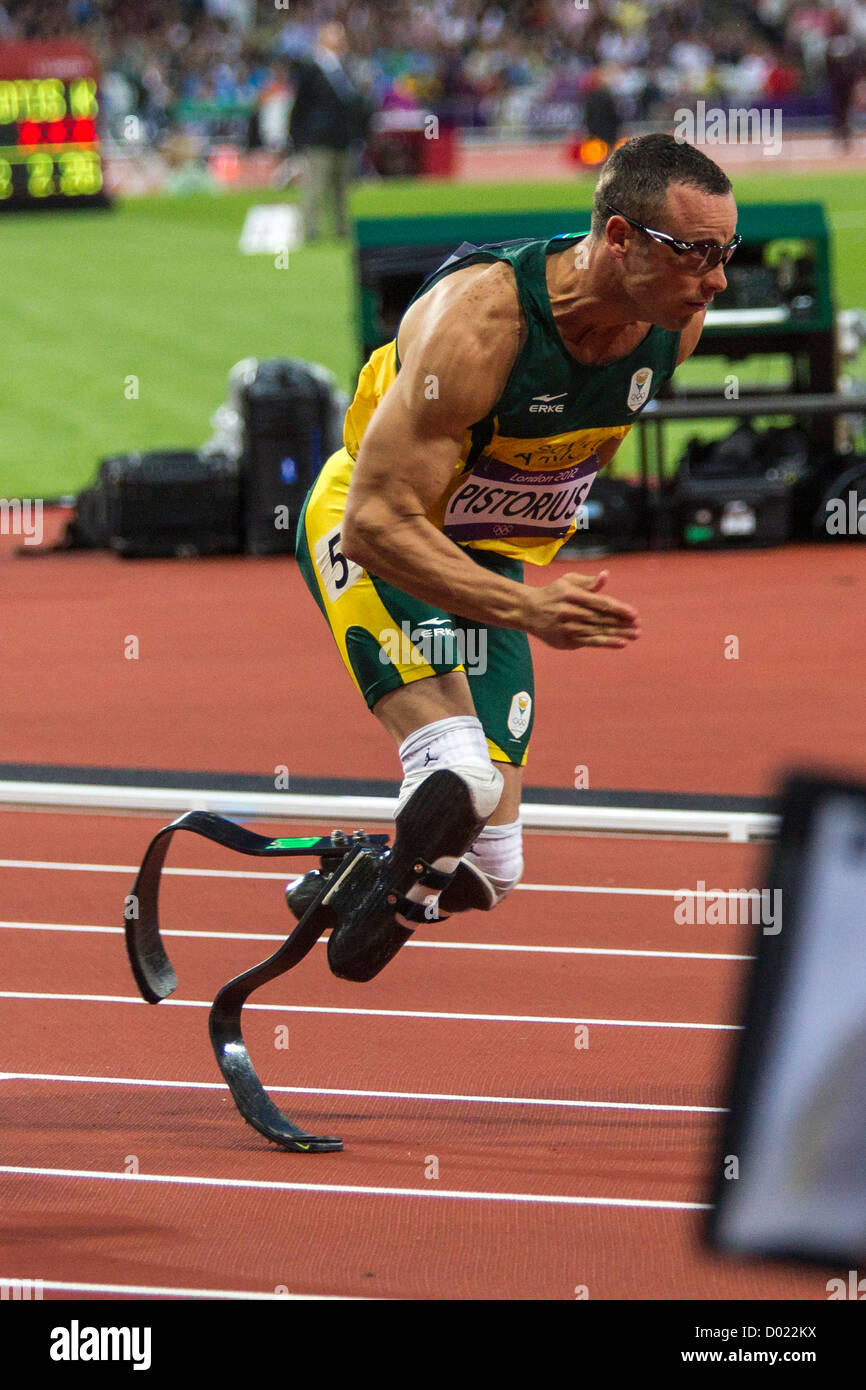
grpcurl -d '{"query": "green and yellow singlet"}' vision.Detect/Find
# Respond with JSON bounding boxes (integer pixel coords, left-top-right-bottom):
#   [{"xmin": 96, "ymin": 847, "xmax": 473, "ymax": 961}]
[{"xmin": 338, "ymin": 232, "xmax": 682, "ymax": 565}]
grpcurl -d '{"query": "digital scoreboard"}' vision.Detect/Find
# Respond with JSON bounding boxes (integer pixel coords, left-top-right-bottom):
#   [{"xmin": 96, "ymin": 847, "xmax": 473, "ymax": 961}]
[{"xmin": 0, "ymin": 39, "xmax": 108, "ymax": 209}]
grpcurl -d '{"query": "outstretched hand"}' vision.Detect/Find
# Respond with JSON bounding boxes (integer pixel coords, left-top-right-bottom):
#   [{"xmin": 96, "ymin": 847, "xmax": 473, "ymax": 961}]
[{"xmin": 526, "ymin": 569, "xmax": 641, "ymax": 650}]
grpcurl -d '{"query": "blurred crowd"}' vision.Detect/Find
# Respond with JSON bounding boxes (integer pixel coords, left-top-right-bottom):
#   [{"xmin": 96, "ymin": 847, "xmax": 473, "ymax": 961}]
[{"xmin": 0, "ymin": 0, "xmax": 863, "ymax": 147}]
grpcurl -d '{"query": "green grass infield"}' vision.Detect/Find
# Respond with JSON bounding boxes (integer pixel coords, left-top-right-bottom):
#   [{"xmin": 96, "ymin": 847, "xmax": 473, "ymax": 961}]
[{"xmin": 2, "ymin": 169, "xmax": 865, "ymax": 499}]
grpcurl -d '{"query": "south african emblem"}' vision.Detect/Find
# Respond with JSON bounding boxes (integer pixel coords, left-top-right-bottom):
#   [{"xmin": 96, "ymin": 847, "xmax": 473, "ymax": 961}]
[
  {"xmin": 507, "ymin": 691, "xmax": 532, "ymax": 738},
  {"xmin": 627, "ymin": 366, "xmax": 653, "ymax": 412}
]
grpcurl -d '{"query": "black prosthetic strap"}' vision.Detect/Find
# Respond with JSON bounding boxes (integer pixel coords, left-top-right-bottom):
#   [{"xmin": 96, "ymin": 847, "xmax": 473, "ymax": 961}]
[
  {"xmin": 414, "ymin": 862, "xmax": 454, "ymax": 892},
  {"xmin": 438, "ymin": 859, "xmax": 495, "ymax": 912}
]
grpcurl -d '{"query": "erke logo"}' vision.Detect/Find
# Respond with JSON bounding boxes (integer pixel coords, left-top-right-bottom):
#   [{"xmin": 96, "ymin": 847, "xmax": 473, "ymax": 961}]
[{"xmin": 530, "ymin": 392, "xmax": 566, "ymax": 414}]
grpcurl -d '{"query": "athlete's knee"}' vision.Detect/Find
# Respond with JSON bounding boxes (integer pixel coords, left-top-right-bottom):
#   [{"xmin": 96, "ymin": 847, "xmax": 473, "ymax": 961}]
[
  {"xmin": 393, "ymin": 715, "xmax": 527, "ymax": 912},
  {"xmin": 395, "ymin": 714, "xmax": 503, "ymax": 821}
]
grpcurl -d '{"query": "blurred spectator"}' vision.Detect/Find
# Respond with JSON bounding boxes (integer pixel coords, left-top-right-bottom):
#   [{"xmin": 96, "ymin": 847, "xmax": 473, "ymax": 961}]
[
  {"xmin": 583, "ymin": 68, "xmax": 622, "ymax": 148},
  {"xmin": 251, "ymin": 63, "xmax": 292, "ymax": 151},
  {"xmin": 0, "ymin": 0, "xmax": 861, "ymax": 154},
  {"xmin": 287, "ymin": 20, "xmax": 372, "ymax": 240},
  {"xmin": 634, "ymin": 65, "xmax": 666, "ymax": 121},
  {"xmin": 824, "ymin": 11, "xmax": 863, "ymax": 146},
  {"xmin": 204, "ymin": 0, "xmax": 253, "ymax": 25}
]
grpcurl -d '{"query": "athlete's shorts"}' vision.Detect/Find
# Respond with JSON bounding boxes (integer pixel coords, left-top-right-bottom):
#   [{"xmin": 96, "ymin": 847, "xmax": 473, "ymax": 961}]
[{"xmin": 296, "ymin": 447, "xmax": 535, "ymax": 766}]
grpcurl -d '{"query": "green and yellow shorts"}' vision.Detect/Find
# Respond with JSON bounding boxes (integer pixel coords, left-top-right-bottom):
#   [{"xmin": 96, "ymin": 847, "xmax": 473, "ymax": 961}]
[{"xmin": 295, "ymin": 448, "xmax": 534, "ymax": 767}]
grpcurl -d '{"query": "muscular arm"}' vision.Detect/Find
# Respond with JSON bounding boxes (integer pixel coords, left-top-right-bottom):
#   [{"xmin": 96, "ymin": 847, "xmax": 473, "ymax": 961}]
[
  {"xmin": 341, "ymin": 263, "xmax": 532, "ymax": 628},
  {"xmin": 341, "ymin": 261, "xmax": 640, "ymax": 649}
]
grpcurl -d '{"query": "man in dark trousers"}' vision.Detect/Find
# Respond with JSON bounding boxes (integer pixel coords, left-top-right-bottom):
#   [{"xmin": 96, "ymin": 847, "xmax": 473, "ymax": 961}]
[
  {"xmin": 825, "ymin": 15, "xmax": 863, "ymax": 150},
  {"xmin": 288, "ymin": 20, "xmax": 368, "ymax": 241},
  {"xmin": 584, "ymin": 68, "xmax": 621, "ymax": 152}
]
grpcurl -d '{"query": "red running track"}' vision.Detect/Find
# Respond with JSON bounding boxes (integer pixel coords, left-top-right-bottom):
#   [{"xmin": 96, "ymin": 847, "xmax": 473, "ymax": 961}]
[
  {"xmin": 0, "ymin": 808, "xmax": 841, "ymax": 1301},
  {"xmin": 3, "ymin": 519, "xmax": 866, "ymax": 795},
  {"xmin": 3, "ymin": 527, "xmax": 863, "ymax": 1298}
]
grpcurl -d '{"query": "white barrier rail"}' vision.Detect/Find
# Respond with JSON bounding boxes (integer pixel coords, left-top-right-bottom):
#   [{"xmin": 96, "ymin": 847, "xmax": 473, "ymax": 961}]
[{"xmin": 0, "ymin": 780, "xmax": 778, "ymax": 842}]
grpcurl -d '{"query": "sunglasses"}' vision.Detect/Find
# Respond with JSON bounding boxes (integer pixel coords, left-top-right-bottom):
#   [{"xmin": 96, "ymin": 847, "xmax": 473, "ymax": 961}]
[{"xmin": 604, "ymin": 202, "xmax": 742, "ymax": 271}]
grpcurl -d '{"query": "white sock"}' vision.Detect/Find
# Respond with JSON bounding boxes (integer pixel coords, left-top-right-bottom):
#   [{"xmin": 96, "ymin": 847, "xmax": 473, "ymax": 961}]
[{"xmin": 398, "ymin": 714, "xmax": 492, "ymax": 777}]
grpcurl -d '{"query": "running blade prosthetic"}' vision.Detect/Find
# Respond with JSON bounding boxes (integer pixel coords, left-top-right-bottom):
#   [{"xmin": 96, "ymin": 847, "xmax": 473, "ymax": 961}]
[{"xmin": 123, "ymin": 811, "xmax": 387, "ymax": 1151}]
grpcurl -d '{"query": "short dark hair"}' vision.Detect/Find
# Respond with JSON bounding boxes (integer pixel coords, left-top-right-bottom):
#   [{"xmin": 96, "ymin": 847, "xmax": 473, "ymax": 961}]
[{"xmin": 590, "ymin": 133, "xmax": 733, "ymax": 240}]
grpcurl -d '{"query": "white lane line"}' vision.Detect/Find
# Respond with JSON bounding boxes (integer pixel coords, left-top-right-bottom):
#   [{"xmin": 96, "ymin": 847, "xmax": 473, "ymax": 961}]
[
  {"xmin": 0, "ymin": 857, "xmax": 763, "ymax": 899},
  {"xmin": 0, "ymin": 989, "xmax": 740, "ymax": 1031},
  {"xmin": 517, "ymin": 884, "xmax": 760, "ymax": 900},
  {"xmin": 0, "ymin": 921, "xmax": 753, "ymax": 963},
  {"xmin": 0, "ymin": 857, "xmax": 292, "ymax": 881},
  {"xmin": 0, "ymin": 1164, "xmax": 710, "ymax": 1211},
  {"xmin": 0, "ymin": 1276, "xmax": 364, "ymax": 1300},
  {"xmin": 0, "ymin": 1070, "xmax": 725, "ymax": 1116}
]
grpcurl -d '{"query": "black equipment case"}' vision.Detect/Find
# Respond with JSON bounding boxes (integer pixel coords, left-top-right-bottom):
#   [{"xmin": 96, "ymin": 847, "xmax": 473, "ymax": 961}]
[
  {"xmin": 99, "ymin": 450, "xmax": 241, "ymax": 558},
  {"xmin": 561, "ymin": 475, "xmax": 646, "ymax": 555},
  {"xmin": 660, "ymin": 473, "xmax": 792, "ymax": 549},
  {"xmin": 237, "ymin": 359, "xmax": 345, "ymax": 555},
  {"xmin": 657, "ymin": 422, "xmax": 815, "ymax": 549},
  {"xmin": 812, "ymin": 455, "xmax": 866, "ymax": 540}
]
